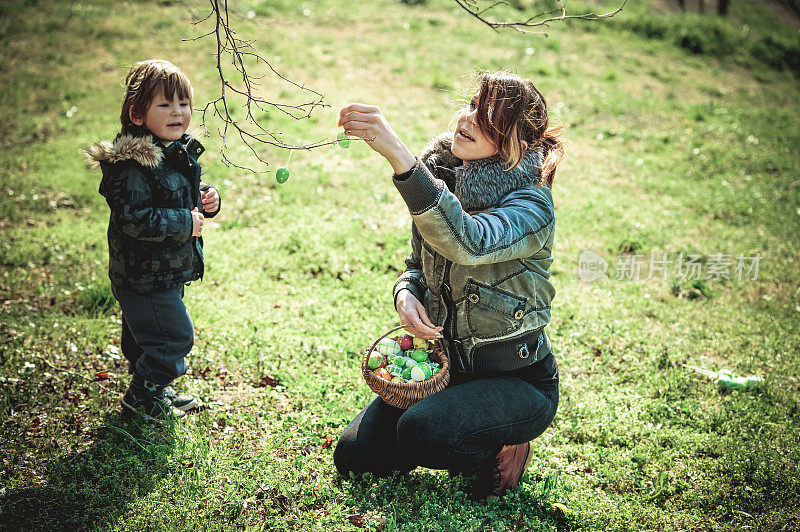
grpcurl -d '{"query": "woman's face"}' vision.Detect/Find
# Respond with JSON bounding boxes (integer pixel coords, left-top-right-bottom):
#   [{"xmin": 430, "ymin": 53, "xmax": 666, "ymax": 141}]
[{"xmin": 450, "ymin": 95, "xmax": 498, "ymax": 162}]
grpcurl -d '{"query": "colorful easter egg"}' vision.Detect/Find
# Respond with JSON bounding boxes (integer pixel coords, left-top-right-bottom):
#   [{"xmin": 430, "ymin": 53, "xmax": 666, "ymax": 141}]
[
  {"xmin": 410, "ymin": 363, "xmax": 432, "ymax": 382},
  {"xmin": 404, "ymin": 358, "xmax": 418, "ymax": 369},
  {"xmin": 412, "ymin": 337, "xmax": 429, "ymax": 350},
  {"xmin": 386, "ymin": 364, "xmax": 404, "ymax": 377},
  {"xmin": 391, "ymin": 376, "xmax": 404, "ymax": 384},
  {"xmin": 337, "ymin": 132, "xmax": 350, "ymax": 148},
  {"xmin": 401, "ymin": 367, "xmax": 413, "ymax": 380},
  {"xmin": 276, "ymin": 167, "xmax": 290, "ymax": 184},
  {"xmin": 375, "ymin": 368, "xmax": 392, "ymax": 381},
  {"xmin": 375, "ymin": 338, "xmax": 402, "ymax": 357},
  {"xmin": 390, "ymin": 355, "xmax": 406, "ymax": 367},
  {"xmin": 410, "ymin": 350, "xmax": 429, "ymax": 363},
  {"xmin": 398, "ymin": 334, "xmax": 413, "ymax": 350},
  {"xmin": 367, "ymin": 351, "xmax": 386, "ymax": 370}
]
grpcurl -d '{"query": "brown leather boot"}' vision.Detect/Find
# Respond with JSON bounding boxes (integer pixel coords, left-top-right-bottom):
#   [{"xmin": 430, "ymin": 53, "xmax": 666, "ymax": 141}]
[{"xmin": 469, "ymin": 442, "xmax": 533, "ymax": 503}]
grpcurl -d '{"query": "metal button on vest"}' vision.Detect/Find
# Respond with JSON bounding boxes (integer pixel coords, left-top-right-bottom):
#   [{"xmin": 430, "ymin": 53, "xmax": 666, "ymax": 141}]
[
  {"xmin": 196, "ymin": 148, "xmax": 201, "ymax": 154},
  {"xmin": 518, "ymin": 344, "xmax": 530, "ymax": 359},
  {"xmin": 514, "ymin": 309, "xmax": 524, "ymax": 320},
  {"xmin": 468, "ymin": 293, "xmax": 479, "ymax": 303}
]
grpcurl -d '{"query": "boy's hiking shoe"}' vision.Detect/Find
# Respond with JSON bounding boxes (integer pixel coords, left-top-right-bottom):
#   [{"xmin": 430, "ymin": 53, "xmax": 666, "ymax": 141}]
[
  {"xmin": 163, "ymin": 385, "xmax": 202, "ymax": 412},
  {"xmin": 469, "ymin": 442, "xmax": 533, "ymax": 503},
  {"xmin": 121, "ymin": 374, "xmax": 185, "ymax": 421}
]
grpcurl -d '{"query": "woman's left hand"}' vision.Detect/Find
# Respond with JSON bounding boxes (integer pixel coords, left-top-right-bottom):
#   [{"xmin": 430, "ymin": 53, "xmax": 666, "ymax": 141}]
[{"xmin": 338, "ymin": 103, "xmax": 416, "ymax": 174}]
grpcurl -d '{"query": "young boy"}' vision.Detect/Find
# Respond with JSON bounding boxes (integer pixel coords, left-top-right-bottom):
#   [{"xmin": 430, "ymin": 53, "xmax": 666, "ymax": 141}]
[{"xmin": 86, "ymin": 59, "xmax": 221, "ymax": 420}]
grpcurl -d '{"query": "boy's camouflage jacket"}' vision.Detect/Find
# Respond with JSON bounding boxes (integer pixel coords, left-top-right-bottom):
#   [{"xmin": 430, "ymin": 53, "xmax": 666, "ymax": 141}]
[
  {"xmin": 86, "ymin": 129, "xmax": 219, "ymax": 293},
  {"xmin": 393, "ymin": 134, "xmax": 555, "ymax": 374}
]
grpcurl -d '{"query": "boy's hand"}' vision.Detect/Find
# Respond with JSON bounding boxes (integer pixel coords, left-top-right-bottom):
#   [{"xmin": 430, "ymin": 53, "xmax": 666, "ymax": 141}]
[
  {"xmin": 191, "ymin": 207, "xmax": 204, "ymax": 237},
  {"xmin": 338, "ymin": 103, "xmax": 416, "ymax": 175},
  {"xmin": 201, "ymin": 187, "xmax": 220, "ymax": 214},
  {"xmin": 396, "ymin": 289, "xmax": 442, "ymax": 340}
]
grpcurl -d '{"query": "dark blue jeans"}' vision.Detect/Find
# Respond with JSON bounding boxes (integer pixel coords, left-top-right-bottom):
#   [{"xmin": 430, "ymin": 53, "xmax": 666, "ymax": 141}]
[
  {"xmin": 111, "ymin": 284, "xmax": 194, "ymax": 385},
  {"xmin": 334, "ymin": 366, "xmax": 559, "ymax": 476}
]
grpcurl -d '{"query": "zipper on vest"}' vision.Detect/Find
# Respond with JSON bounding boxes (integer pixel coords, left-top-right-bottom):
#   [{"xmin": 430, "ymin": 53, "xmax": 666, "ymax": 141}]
[
  {"xmin": 441, "ymin": 258, "xmax": 467, "ymax": 371},
  {"xmin": 441, "ymin": 259, "xmax": 457, "ymax": 340}
]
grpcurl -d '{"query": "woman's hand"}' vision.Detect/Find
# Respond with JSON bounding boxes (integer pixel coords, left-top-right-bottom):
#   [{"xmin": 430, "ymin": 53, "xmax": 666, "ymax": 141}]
[
  {"xmin": 338, "ymin": 103, "xmax": 416, "ymax": 174},
  {"xmin": 396, "ymin": 289, "xmax": 443, "ymax": 340}
]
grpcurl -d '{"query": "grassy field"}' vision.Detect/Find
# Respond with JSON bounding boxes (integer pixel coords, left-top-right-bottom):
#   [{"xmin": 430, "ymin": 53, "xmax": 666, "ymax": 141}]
[{"xmin": 1, "ymin": 0, "xmax": 799, "ymax": 530}]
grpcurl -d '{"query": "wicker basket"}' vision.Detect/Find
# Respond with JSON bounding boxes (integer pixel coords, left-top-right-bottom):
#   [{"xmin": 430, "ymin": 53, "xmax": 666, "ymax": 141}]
[{"xmin": 361, "ymin": 325, "xmax": 450, "ymax": 409}]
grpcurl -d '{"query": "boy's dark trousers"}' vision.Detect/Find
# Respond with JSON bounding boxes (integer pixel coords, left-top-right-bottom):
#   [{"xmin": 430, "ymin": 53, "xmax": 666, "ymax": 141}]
[{"xmin": 111, "ymin": 284, "xmax": 194, "ymax": 385}]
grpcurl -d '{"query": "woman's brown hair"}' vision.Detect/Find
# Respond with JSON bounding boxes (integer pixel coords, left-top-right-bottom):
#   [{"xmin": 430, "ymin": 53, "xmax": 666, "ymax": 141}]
[
  {"xmin": 471, "ymin": 71, "xmax": 566, "ymax": 187},
  {"xmin": 120, "ymin": 59, "xmax": 193, "ymax": 134}
]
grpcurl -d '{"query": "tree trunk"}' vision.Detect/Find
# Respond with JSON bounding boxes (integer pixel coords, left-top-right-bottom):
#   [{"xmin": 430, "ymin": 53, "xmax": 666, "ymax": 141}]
[
  {"xmin": 779, "ymin": 0, "xmax": 800, "ymax": 18},
  {"xmin": 718, "ymin": 0, "xmax": 730, "ymax": 16}
]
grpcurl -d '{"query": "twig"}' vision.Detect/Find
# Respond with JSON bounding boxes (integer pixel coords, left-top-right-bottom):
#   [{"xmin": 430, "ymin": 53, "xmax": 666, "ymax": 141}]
[
  {"xmin": 453, "ymin": 0, "xmax": 628, "ymax": 35},
  {"xmin": 39, "ymin": 357, "xmax": 116, "ymax": 394},
  {"xmin": 186, "ymin": 0, "xmax": 332, "ymax": 174}
]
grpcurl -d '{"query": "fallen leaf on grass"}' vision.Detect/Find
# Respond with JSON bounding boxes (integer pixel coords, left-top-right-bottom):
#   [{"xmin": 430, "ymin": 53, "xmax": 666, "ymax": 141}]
[
  {"xmin": 93, "ymin": 371, "xmax": 110, "ymax": 381},
  {"xmin": 254, "ymin": 375, "xmax": 280, "ymax": 388},
  {"xmin": 320, "ymin": 436, "xmax": 335, "ymax": 449},
  {"xmin": 552, "ymin": 502, "xmax": 568, "ymax": 514},
  {"xmin": 347, "ymin": 514, "xmax": 365, "ymax": 528}
]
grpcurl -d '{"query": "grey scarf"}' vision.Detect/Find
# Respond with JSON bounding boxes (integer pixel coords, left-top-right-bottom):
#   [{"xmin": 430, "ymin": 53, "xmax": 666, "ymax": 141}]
[{"xmin": 420, "ymin": 133, "xmax": 543, "ymax": 212}]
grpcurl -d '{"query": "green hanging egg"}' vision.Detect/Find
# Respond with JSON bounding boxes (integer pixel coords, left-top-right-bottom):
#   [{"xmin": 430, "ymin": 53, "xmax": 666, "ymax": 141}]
[
  {"xmin": 276, "ymin": 167, "xmax": 290, "ymax": 184},
  {"xmin": 337, "ymin": 132, "xmax": 350, "ymax": 148}
]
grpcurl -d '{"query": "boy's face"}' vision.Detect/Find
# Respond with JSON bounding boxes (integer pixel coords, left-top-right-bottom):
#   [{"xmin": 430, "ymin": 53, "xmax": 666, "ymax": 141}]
[{"xmin": 132, "ymin": 90, "xmax": 191, "ymax": 143}]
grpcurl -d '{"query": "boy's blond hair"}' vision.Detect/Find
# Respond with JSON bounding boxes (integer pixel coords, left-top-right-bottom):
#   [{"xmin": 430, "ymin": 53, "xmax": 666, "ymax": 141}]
[{"xmin": 120, "ymin": 59, "xmax": 193, "ymax": 134}]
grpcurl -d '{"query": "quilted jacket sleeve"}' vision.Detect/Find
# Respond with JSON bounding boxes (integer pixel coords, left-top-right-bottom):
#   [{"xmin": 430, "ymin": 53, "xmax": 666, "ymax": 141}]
[
  {"xmin": 392, "ymin": 222, "xmax": 428, "ymax": 308},
  {"xmin": 393, "ymin": 160, "xmax": 554, "ymax": 266}
]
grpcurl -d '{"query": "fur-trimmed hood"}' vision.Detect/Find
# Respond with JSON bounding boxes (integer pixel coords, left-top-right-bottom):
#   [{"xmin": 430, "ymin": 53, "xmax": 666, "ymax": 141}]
[
  {"xmin": 420, "ymin": 133, "xmax": 543, "ymax": 212},
  {"xmin": 86, "ymin": 129, "xmax": 205, "ymax": 200},
  {"xmin": 85, "ymin": 132, "xmax": 164, "ymax": 170}
]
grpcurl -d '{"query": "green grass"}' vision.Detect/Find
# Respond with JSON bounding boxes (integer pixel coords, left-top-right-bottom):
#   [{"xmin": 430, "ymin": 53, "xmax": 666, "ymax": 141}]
[{"xmin": 1, "ymin": 0, "xmax": 800, "ymax": 530}]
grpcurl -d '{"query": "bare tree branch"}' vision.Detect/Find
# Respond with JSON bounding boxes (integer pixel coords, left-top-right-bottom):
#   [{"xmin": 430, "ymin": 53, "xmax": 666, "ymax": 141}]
[
  {"xmin": 453, "ymin": 0, "xmax": 628, "ymax": 35},
  {"xmin": 186, "ymin": 0, "xmax": 626, "ymax": 173},
  {"xmin": 186, "ymin": 0, "xmax": 346, "ymax": 173}
]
